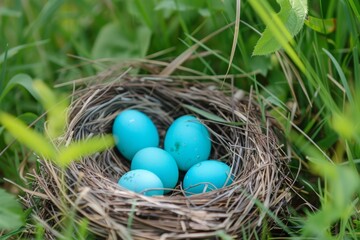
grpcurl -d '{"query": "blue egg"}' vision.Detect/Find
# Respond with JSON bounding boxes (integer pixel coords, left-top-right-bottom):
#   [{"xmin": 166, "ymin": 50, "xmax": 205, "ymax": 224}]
[
  {"xmin": 183, "ymin": 160, "xmax": 233, "ymax": 195},
  {"xmin": 131, "ymin": 147, "xmax": 179, "ymax": 193},
  {"xmin": 118, "ymin": 169, "xmax": 164, "ymax": 196},
  {"xmin": 164, "ymin": 115, "xmax": 211, "ymax": 171},
  {"xmin": 113, "ymin": 110, "xmax": 159, "ymax": 160}
]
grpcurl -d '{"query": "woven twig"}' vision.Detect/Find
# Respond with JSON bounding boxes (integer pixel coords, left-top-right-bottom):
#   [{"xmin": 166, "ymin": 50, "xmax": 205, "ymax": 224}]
[{"xmin": 26, "ymin": 74, "xmax": 292, "ymax": 239}]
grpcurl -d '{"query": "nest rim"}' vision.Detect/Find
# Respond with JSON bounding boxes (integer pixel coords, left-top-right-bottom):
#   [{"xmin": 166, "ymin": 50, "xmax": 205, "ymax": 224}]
[{"xmin": 27, "ymin": 75, "xmax": 292, "ymax": 239}]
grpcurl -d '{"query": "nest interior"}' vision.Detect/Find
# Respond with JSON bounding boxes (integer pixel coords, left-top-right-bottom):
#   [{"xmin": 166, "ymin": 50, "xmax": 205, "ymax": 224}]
[{"xmin": 27, "ymin": 76, "xmax": 292, "ymax": 240}]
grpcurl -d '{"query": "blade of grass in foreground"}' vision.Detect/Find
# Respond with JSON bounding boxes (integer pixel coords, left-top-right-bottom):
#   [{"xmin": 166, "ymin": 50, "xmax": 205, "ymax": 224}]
[
  {"xmin": 0, "ymin": 112, "xmax": 56, "ymax": 160},
  {"xmin": 57, "ymin": 135, "xmax": 115, "ymax": 168},
  {"xmin": 33, "ymin": 80, "xmax": 68, "ymax": 139}
]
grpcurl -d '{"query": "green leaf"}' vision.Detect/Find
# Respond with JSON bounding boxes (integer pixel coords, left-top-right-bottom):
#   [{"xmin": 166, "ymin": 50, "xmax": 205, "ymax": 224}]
[
  {"xmin": 182, "ymin": 104, "xmax": 243, "ymax": 125},
  {"xmin": 0, "ymin": 74, "xmax": 39, "ymax": 103},
  {"xmin": 253, "ymin": 0, "xmax": 308, "ymax": 55},
  {"xmin": 0, "ymin": 40, "xmax": 49, "ymax": 64},
  {"xmin": 0, "ymin": 112, "xmax": 56, "ymax": 159},
  {"xmin": 33, "ymin": 80, "xmax": 68, "ymax": 139},
  {"xmin": 0, "ymin": 189, "xmax": 24, "ymax": 230},
  {"xmin": 249, "ymin": 0, "xmax": 307, "ymax": 72},
  {"xmin": 56, "ymin": 135, "xmax": 115, "ymax": 167},
  {"xmin": 91, "ymin": 22, "xmax": 151, "ymax": 60},
  {"xmin": 305, "ymin": 16, "xmax": 336, "ymax": 34},
  {"xmin": 249, "ymin": 56, "xmax": 272, "ymax": 76}
]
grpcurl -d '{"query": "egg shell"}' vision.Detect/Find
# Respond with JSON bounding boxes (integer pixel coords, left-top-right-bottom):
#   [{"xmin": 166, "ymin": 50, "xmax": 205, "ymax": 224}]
[
  {"xmin": 118, "ymin": 169, "xmax": 164, "ymax": 196},
  {"xmin": 164, "ymin": 115, "xmax": 211, "ymax": 171},
  {"xmin": 183, "ymin": 160, "xmax": 232, "ymax": 195},
  {"xmin": 113, "ymin": 109, "xmax": 159, "ymax": 161},
  {"xmin": 131, "ymin": 147, "xmax": 179, "ymax": 193}
]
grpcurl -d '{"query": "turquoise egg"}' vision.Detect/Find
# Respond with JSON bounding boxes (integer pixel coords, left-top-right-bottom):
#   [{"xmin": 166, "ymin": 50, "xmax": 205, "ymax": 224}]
[
  {"xmin": 164, "ymin": 115, "xmax": 211, "ymax": 171},
  {"xmin": 118, "ymin": 169, "xmax": 164, "ymax": 196},
  {"xmin": 183, "ymin": 160, "xmax": 232, "ymax": 195},
  {"xmin": 113, "ymin": 109, "xmax": 159, "ymax": 160},
  {"xmin": 131, "ymin": 147, "xmax": 179, "ymax": 193}
]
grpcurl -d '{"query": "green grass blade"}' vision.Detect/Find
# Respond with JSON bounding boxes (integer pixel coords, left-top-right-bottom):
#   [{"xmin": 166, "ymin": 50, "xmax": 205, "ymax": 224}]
[
  {"xmin": 57, "ymin": 135, "xmax": 115, "ymax": 167},
  {"xmin": 0, "ymin": 74, "xmax": 39, "ymax": 103},
  {"xmin": 348, "ymin": 0, "xmax": 360, "ymax": 22},
  {"xmin": 0, "ymin": 44, "xmax": 8, "ymax": 94},
  {"xmin": 25, "ymin": 0, "xmax": 65, "ymax": 37},
  {"xmin": 184, "ymin": 34, "xmax": 290, "ymax": 111},
  {"xmin": 127, "ymin": 200, "xmax": 137, "ymax": 229},
  {"xmin": 323, "ymin": 48, "xmax": 354, "ymax": 105},
  {"xmin": 302, "ymin": 165, "xmax": 360, "ymax": 238},
  {"xmin": 225, "ymin": 0, "xmax": 241, "ymax": 78},
  {"xmin": 76, "ymin": 218, "xmax": 90, "ymax": 240},
  {"xmin": 0, "ymin": 40, "xmax": 49, "ymax": 64},
  {"xmin": 216, "ymin": 230, "xmax": 234, "ymax": 240},
  {"xmin": 354, "ymin": 46, "xmax": 360, "ymax": 92},
  {"xmin": 33, "ymin": 80, "xmax": 68, "ymax": 139},
  {"xmin": 35, "ymin": 223, "xmax": 45, "ymax": 240},
  {"xmin": 179, "ymin": 38, "xmax": 217, "ymax": 75},
  {"xmin": 133, "ymin": 0, "xmax": 154, "ymax": 29},
  {"xmin": 182, "ymin": 104, "xmax": 243, "ymax": 125},
  {"xmin": 0, "ymin": 112, "xmax": 56, "ymax": 159}
]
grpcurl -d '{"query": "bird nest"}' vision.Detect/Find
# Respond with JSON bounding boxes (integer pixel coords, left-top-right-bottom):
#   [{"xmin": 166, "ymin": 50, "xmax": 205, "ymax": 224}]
[{"xmin": 26, "ymin": 73, "xmax": 292, "ymax": 239}]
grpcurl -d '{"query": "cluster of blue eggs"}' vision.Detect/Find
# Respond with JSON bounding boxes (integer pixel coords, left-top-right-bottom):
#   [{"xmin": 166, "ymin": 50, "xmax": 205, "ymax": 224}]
[{"xmin": 113, "ymin": 109, "xmax": 233, "ymax": 196}]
